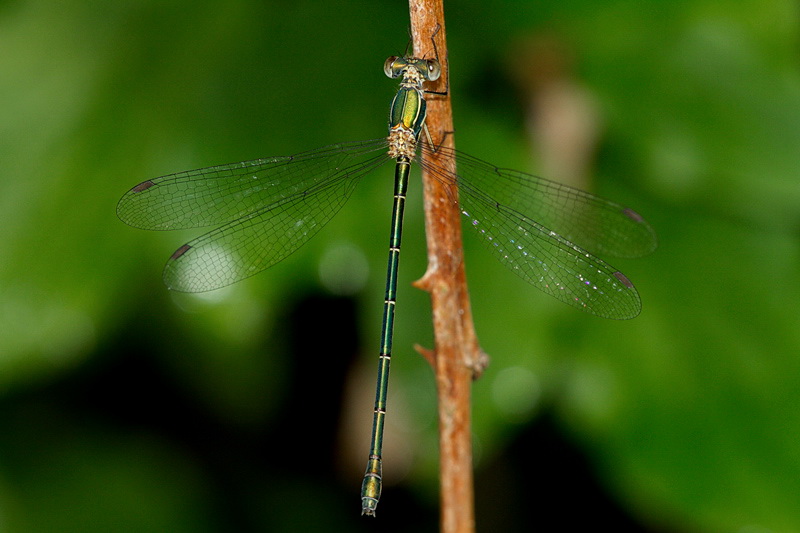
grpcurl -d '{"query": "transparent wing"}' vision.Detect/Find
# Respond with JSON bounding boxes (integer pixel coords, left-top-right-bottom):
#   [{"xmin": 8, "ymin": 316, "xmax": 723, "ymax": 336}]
[
  {"xmin": 162, "ymin": 173, "xmax": 371, "ymax": 292},
  {"xmin": 418, "ymin": 144, "xmax": 656, "ymax": 320},
  {"xmin": 117, "ymin": 139, "xmax": 390, "ymax": 292},
  {"xmin": 117, "ymin": 139, "xmax": 389, "ymax": 230},
  {"xmin": 422, "ymin": 144, "xmax": 656, "ymax": 259}
]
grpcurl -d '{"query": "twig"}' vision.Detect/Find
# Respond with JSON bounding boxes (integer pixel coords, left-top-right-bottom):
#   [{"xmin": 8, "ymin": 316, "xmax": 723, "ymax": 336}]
[{"xmin": 407, "ymin": 2, "xmax": 483, "ymax": 532}]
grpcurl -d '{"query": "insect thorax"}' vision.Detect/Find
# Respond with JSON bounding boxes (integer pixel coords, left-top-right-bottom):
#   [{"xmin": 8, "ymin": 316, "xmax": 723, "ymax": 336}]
[{"xmin": 387, "ymin": 127, "xmax": 418, "ymax": 159}]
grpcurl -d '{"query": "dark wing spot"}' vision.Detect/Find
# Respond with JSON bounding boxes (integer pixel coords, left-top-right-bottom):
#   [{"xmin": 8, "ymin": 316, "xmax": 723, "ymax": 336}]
[
  {"xmin": 132, "ymin": 180, "xmax": 155, "ymax": 193},
  {"xmin": 621, "ymin": 207, "xmax": 644, "ymax": 223},
  {"xmin": 613, "ymin": 271, "xmax": 634, "ymax": 289},
  {"xmin": 170, "ymin": 244, "xmax": 191, "ymax": 260}
]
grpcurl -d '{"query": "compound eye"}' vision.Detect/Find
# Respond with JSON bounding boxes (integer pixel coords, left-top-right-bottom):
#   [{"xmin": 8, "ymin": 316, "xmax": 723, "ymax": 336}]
[
  {"xmin": 383, "ymin": 56, "xmax": 403, "ymax": 78},
  {"xmin": 425, "ymin": 59, "xmax": 441, "ymax": 81}
]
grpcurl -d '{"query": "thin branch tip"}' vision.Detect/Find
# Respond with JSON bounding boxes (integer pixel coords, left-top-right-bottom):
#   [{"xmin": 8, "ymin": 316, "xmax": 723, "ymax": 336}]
[
  {"xmin": 412, "ymin": 272, "xmax": 435, "ymax": 292},
  {"xmin": 414, "ymin": 343, "xmax": 436, "ymax": 367},
  {"xmin": 470, "ymin": 350, "xmax": 491, "ymax": 380}
]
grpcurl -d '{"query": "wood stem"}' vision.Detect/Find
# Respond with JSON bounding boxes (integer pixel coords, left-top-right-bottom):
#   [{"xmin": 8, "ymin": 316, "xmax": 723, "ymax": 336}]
[{"xmin": 407, "ymin": 2, "xmax": 483, "ymax": 532}]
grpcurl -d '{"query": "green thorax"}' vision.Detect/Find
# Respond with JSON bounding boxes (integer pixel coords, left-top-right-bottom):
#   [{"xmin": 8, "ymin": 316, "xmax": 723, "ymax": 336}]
[
  {"xmin": 388, "ymin": 85, "xmax": 427, "ymax": 138},
  {"xmin": 384, "ymin": 56, "xmax": 441, "ymax": 140}
]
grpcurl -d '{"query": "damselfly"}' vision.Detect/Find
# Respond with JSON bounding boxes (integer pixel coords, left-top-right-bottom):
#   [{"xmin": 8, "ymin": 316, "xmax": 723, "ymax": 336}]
[{"xmin": 117, "ymin": 48, "xmax": 656, "ymax": 516}]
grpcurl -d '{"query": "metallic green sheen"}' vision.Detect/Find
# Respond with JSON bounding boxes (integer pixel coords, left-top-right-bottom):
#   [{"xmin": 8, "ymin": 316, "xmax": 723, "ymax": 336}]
[
  {"xmin": 116, "ymin": 46, "xmax": 655, "ymax": 518},
  {"xmin": 389, "ymin": 86, "xmax": 427, "ymax": 136},
  {"xmin": 361, "ymin": 157, "xmax": 412, "ymax": 516}
]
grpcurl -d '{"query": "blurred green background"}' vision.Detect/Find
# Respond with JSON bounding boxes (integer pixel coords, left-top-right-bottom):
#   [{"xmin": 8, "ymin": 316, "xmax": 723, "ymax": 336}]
[{"xmin": 1, "ymin": 0, "xmax": 799, "ymax": 531}]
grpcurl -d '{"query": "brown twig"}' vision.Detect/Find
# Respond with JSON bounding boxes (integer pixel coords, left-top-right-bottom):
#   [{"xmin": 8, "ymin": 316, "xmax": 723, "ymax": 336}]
[{"xmin": 407, "ymin": 2, "xmax": 483, "ymax": 532}]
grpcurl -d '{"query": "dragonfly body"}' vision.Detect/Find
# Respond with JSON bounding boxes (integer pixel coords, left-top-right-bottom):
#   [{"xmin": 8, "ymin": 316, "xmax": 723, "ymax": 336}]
[
  {"xmin": 360, "ymin": 55, "xmax": 442, "ymax": 516},
  {"xmin": 117, "ymin": 50, "xmax": 655, "ymax": 517}
]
